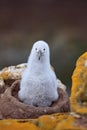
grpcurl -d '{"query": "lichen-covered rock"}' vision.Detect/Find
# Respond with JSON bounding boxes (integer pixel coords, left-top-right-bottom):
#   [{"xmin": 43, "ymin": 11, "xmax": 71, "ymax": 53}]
[
  {"xmin": 0, "ymin": 63, "xmax": 66, "ymax": 91},
  {"xmin": 70, "ymin": 52, "xmax": 87, "ymax": 114},
  {"xmin": 0, "ymin": 113, "xmax": 87, "ymax": 130},
  {"xmin": 0, "ymin": 63, "xmax": 27, "ymax": 80},
  {"xmin": 0, "ymin": 63, "xmax": 27, "ymax": 89}
]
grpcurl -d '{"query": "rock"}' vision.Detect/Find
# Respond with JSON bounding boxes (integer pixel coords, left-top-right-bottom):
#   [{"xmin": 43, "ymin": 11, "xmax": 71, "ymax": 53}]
[
  {"xmin": 0, "ymin": 63, "xmax": 27, "ymax": 93},
  {"xmin": 0, "ymin": 113, "xmax": 87, "ymax": 130},
  {"xmin": 0, "ymin": 63, "xmax": 27, "ymax": 80},
  {"xmin": 57, "ymin": 79, "xmax": 66, "ymax": 91},
  {"xmin": 0, "ymin": 63, "xmax": 66, "ymax": 91},
  {"xmin": 70, "ymin": 52, "xmax": 87, "ymax": 114},
  {"xmin": 0, "ymin": 63, "xmax": 27, "ymax": 92}
]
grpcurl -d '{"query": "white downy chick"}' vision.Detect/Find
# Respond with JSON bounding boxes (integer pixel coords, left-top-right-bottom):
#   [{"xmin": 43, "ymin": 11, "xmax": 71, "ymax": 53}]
[{"xmin": 18, "ymin": 40, "xmax": 58, "ymax": 107}]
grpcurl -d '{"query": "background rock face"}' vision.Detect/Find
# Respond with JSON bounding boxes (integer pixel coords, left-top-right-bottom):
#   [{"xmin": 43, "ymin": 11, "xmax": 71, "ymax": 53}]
[{"xmin": 0, "ymin": 0, "xmax": 87, "ymax": 92}]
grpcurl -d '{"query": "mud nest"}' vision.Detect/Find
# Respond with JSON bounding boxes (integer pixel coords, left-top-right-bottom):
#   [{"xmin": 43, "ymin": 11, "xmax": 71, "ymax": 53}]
[{"xmin": 0, "ymin": 80, "xmax": 70, "ymax": 119}]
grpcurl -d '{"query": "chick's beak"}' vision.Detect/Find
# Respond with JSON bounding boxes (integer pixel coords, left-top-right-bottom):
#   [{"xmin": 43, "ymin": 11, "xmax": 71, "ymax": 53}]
[{"xmin": 37, "ymin": 50, "xmax": 43, "ymax": 60}]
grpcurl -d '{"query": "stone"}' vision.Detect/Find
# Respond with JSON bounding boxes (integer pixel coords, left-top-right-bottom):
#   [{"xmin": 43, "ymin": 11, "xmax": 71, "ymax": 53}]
[
  {"xmin": 0, "ymin": 113, "xmax": 87, "ymax": 130},
  {"xmin": 70, "ymin": 52, "xmax": 87, "ymax": 114}
]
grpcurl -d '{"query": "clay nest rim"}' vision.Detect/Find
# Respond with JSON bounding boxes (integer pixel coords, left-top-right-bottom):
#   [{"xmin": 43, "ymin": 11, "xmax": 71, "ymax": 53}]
[{"xmin": 0, "ymin": 80, "xmax": 70, "ymax": 119}]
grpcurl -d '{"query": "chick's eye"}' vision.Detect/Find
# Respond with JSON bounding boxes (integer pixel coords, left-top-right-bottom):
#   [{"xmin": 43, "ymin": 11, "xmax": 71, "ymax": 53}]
[
  {"xmin": 43, "ymin": 48, "xmax": 45, "ymax": 51},
  {"xmin": 35, "ymin": 48, "xmax": 37, "ymax": 50}
]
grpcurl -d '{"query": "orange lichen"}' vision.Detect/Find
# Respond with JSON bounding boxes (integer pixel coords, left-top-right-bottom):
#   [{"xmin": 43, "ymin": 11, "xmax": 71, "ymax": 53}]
[
  {"xmin": 70, "ymin": 52, "xmax": 87, "ymax": 114},
  {"xmin": 55, "ymin": 115, "xmax": 84, "ymax": 130},
  {"xmin": 0, "ymin": 120, "xmax": 40, "ymax": 130},
  {"xmin": 37, "ymin": 115, "xmax": 57, "ymax": 130},
  {"xmin": 0, "ymin": 63, "xmax": 27, "ymax": 81},
  {"xmin": 0, "ymin": 113, "xmax": 86, "ymax": 130},
  {"xmin": 0, "ymin": 71, "xmax": 9, "ymax": 80}
]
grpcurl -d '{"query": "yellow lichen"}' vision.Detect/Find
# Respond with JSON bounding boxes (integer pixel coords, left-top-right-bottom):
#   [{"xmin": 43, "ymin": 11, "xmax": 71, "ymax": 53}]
[
  {"xmin": 0, "ymin": 120, "xmax": 40, "ymax": 130},
  {"xmin": 70, "ymin": 52, "xmax": 87, "ymax": 114},
  {"xmin": 37, "ymin": 115, "xmax": 57, "ymax": 130},
  {"xmin": 0, "ymin": 113, "xmax": 86, "ymax": 130},
  {"xmin": 0, "ymin": 63, "xmax": 27, "ymax": 81},
  {"xmin": 0, "ymin": 71, "xmax": 9, "ymax": 80},
  {"xmin": 55, "ymin": 115, "xmax": 84, "ymax": 130}
]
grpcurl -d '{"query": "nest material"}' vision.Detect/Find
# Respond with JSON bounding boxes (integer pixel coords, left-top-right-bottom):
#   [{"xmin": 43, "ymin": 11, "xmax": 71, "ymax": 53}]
[{"xmin": 0, "ymin": 80, "xmax": 70, "ymax": 119}]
